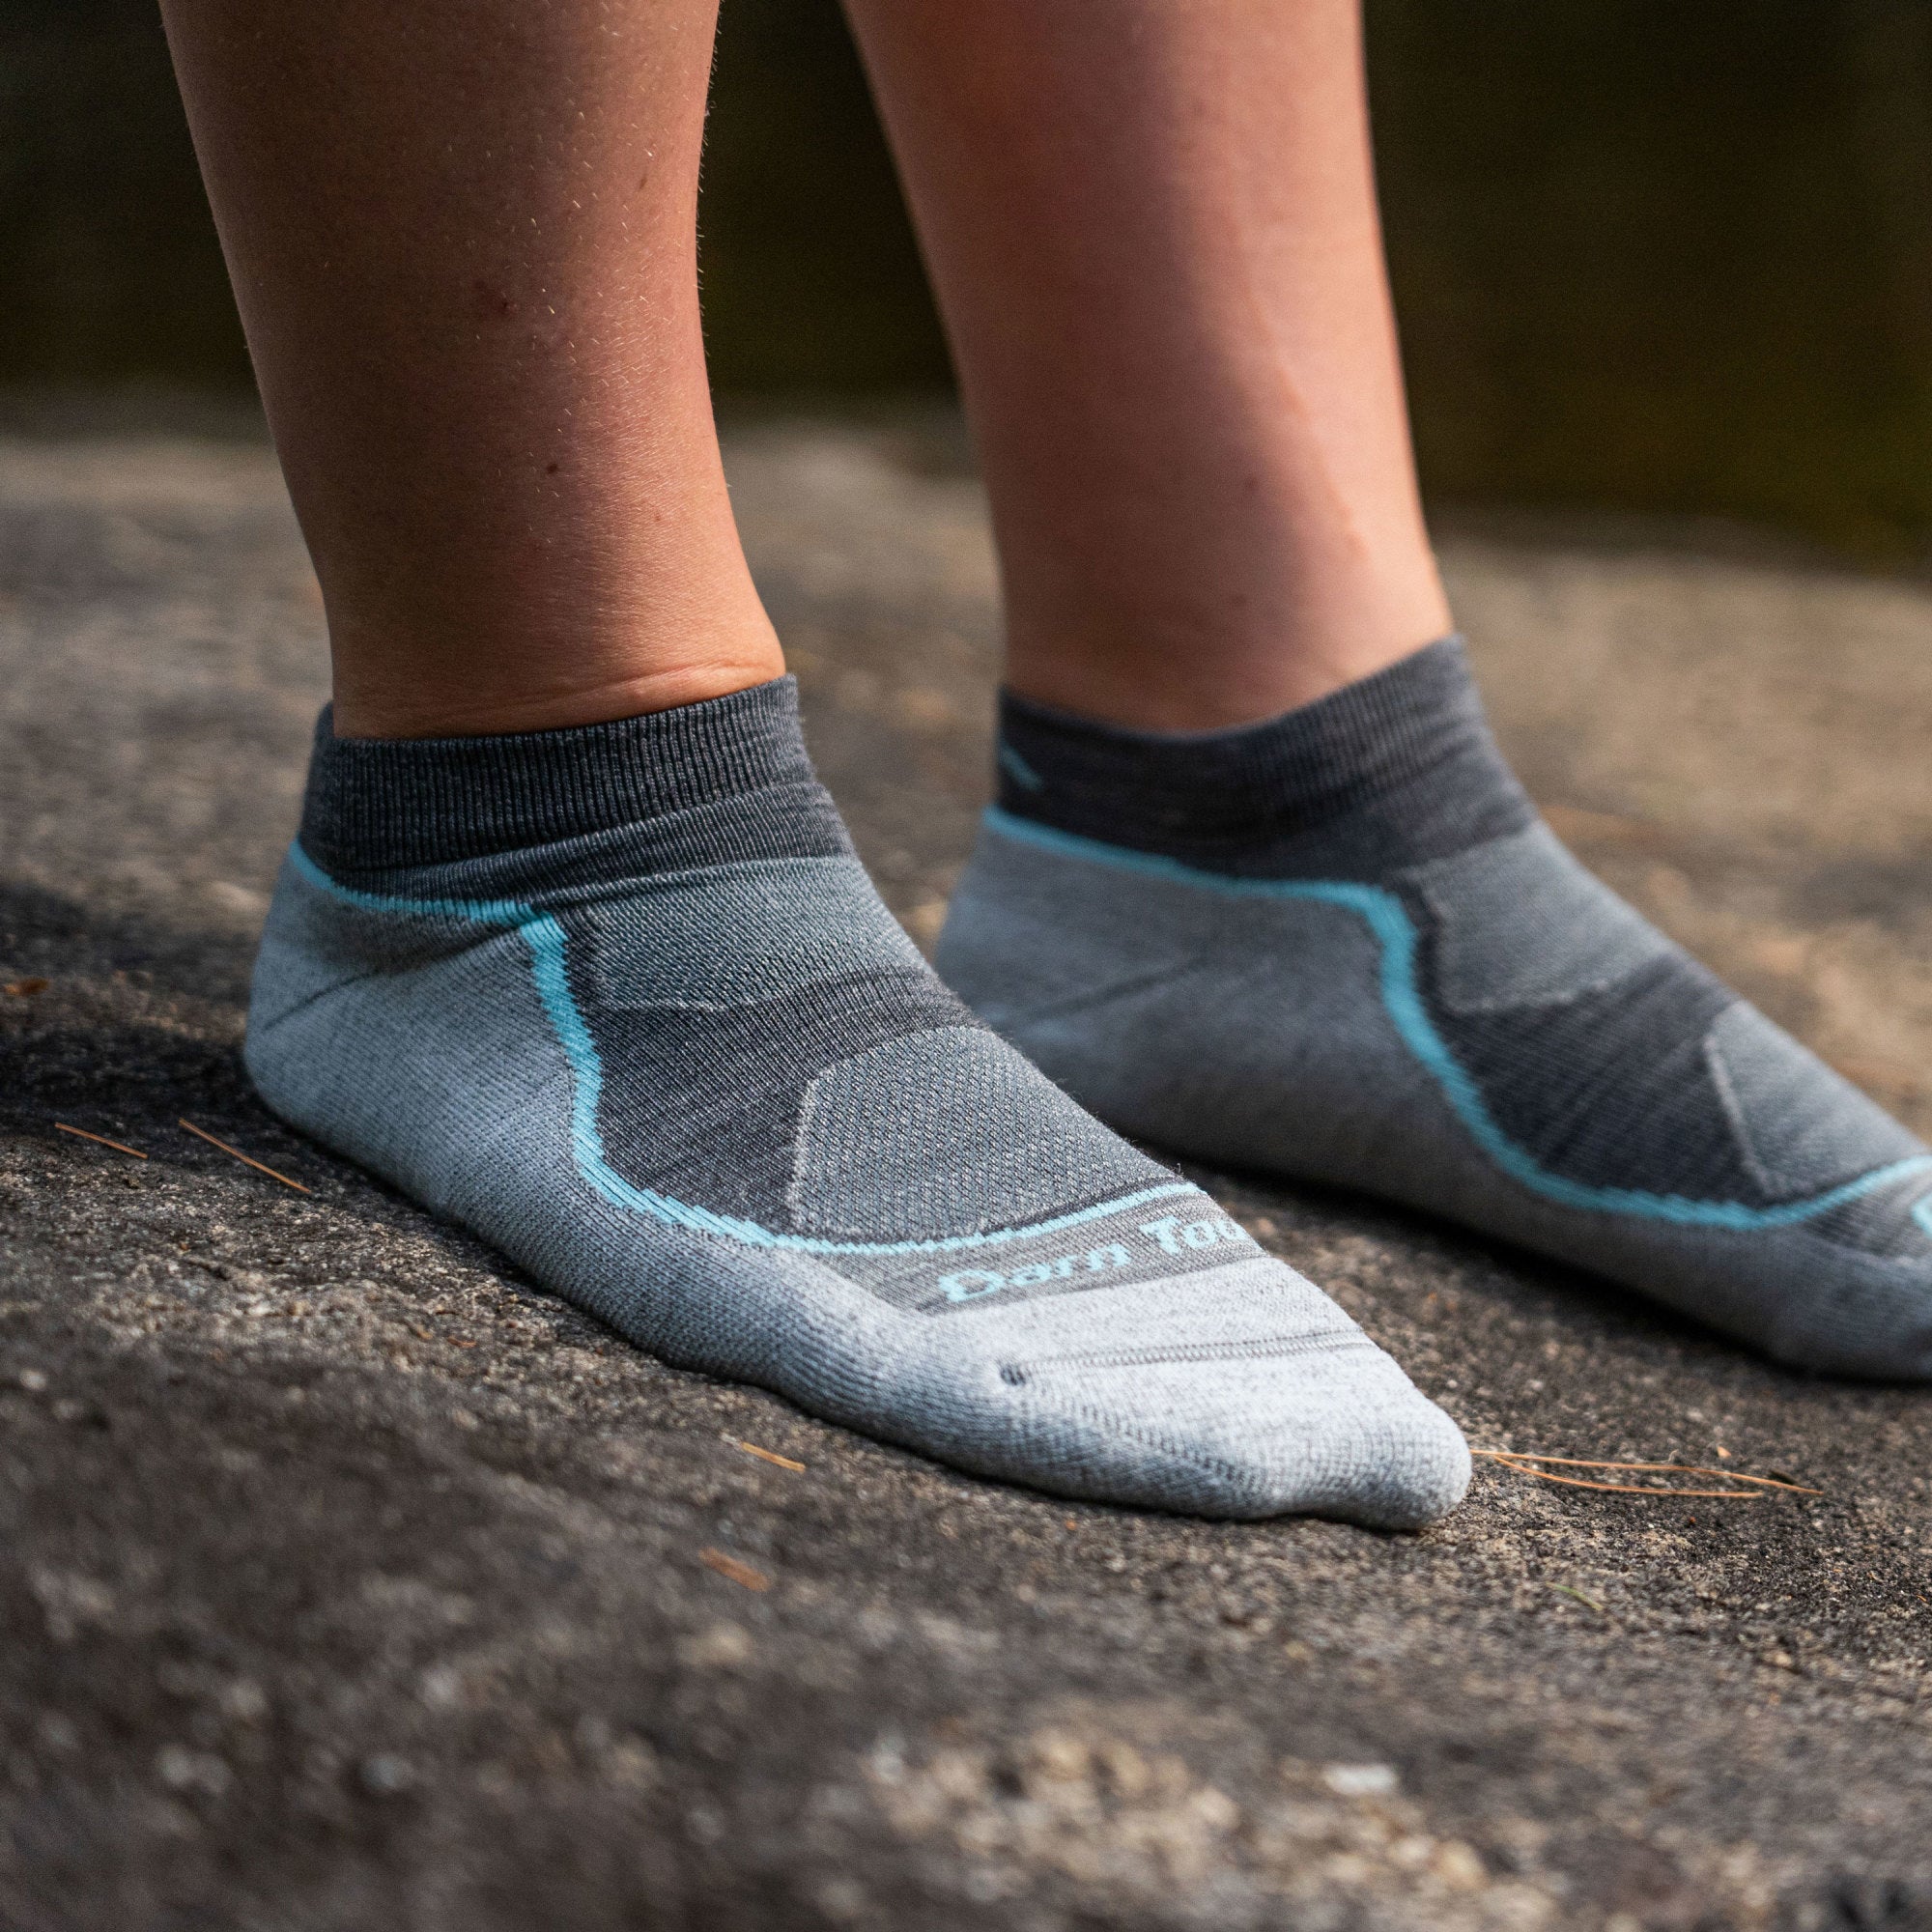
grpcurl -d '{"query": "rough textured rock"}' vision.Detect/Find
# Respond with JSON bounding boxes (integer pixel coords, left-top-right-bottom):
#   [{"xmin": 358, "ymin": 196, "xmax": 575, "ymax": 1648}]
[{"xmin": 3, "ymin": 405, "xmax": 1931, "ymax": 1931}]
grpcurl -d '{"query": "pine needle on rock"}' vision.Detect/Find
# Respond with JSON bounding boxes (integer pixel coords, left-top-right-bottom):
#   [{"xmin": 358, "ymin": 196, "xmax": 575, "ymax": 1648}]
[
  {"xmin": 1474, "ymin": 1448, "xmax": 1820, "ymax": 1499},
  {"xmin": 700, "ymin": 1548, "xmax": 772, "ymax": 1591},
  {"xmin": 54, "ymin": 1122, "xmax": 147, "ymax": 1159},
  {"xmin": 179, "ymin": 1118, "xmax": 311, "ymax": 1194}
]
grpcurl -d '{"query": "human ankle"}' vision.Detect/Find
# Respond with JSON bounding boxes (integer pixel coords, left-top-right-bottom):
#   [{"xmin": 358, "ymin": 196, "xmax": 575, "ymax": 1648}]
[
  {"xmin": 989, "ymin": 635, "xmax": 1509, "ymax": 864},
  {"xmin": 327, "ymin": 644, "xmax": 788, "ymax": 741},
  {"xmin": 1000, "ymin": 603, "xmax": 1451, "ymax": 734}
]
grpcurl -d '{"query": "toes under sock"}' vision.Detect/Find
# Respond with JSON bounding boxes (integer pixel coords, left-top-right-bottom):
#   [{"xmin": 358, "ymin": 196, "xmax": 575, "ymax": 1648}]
[
  {"xmin": 939, "ymin": 640, "xmax": 1932, "ymax": 1377},
  {"xmin": 247, "ymin": 676, "xmax": 1469, "ymax": 1521}
]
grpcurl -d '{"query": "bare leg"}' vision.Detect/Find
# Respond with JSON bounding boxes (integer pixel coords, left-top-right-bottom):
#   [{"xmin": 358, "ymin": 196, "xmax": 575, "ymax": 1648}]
[
  {"xmin": 159, "ymin": 0, "xmax": 781, "ymax": 737},
  {"xmin": 843, "ymin": 0, "xmax": 1447, "ymax": 729}
]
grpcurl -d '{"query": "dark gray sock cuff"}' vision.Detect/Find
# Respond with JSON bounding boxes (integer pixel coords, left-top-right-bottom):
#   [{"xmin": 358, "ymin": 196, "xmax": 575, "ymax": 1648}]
[
  {"xmin": 996, "ymin": 637, "xmax": 1530, "ymax": 866},
  {"xmin": 298, "ymin": 675, "xmax": 817, "ymax": 872}
]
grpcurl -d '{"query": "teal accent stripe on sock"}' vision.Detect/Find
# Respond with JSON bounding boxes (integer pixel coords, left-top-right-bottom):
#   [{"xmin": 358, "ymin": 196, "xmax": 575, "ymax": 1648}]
[
  {"xmin": 285, "ymin": 841, "xmax": 1191, "ymax": 1254},
  {"xmin": 981, "ymin": 809, "xmax": 1932, "ymax": 1232},
  {"xmin": 999, "ymin": 742, "xmax": 1045, "ymax": 792},
  {"xmin": 1913, "ymin": 1197, "xmax": 1932, "ymax": 1238}
]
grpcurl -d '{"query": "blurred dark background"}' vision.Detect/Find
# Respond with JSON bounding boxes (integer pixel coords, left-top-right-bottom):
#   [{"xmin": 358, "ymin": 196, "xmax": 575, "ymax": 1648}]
[{"xmin": 4, "ymin": 0, "xmax": 1932, "ymax": 555}]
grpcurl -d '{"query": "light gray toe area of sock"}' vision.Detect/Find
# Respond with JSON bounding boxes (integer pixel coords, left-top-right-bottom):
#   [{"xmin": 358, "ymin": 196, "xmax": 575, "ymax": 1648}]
[
  {"xmin": 248, "ymin": 851, "xmax": 1468, "ymax": 1524},
  {"xmin": 920, "ymin": 1262, "xmax": 1470, "ymax": 1525},
  {"xmin": 939, "ymin": 821, "xmax": 1932, "ymax": 1380}
]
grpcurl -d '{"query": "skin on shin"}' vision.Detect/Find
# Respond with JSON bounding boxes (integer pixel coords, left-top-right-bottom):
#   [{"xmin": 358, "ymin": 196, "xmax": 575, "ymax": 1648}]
[
  {"xmin": 843, "ymin": 0, "xmax": 1452, "ymax": 729},
  {"xmin": 159, "ymin": 0, "xmax": 783, "ymax": 738},
  {"xmin": 168, "ymin": 0, "xmax": 1448, "ymax": 739}
]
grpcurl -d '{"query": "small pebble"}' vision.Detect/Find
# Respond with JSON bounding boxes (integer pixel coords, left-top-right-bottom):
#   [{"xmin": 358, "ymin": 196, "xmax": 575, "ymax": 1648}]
[
  {"xmin": 359, "ymin": 1753, "xmax": 416, "ymax": 1796},
  {"xmin": 1322, "ymin": 1761, "xmax": 1399, "ymax": 1798}
]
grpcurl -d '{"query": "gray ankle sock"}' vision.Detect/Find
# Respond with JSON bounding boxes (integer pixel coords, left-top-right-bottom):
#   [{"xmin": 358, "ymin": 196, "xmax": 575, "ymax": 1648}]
[
  {"xmin": 246, "ymin": 677, "xmax": 1468, "ymax": 1523},
  {"xmin": 939, "ymin": 640, "xmax": 1932, "ymax": 1378}
]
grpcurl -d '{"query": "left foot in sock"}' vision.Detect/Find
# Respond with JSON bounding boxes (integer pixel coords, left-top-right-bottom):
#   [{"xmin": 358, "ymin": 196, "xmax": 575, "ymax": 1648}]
[{"xmin": 939, "ymin": 638, "xmax": 1932, "ymax": 1378}]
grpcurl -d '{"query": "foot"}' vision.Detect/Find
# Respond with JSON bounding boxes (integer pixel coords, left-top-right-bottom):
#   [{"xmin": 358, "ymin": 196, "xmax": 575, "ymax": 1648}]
[
  {"xmin": 245, "ymin": 677, "xmax": 1468, "ymax": 1524},
  {"xmin": 939, "ymin": 639, "xmax": 1932, "ymax": 1378}
]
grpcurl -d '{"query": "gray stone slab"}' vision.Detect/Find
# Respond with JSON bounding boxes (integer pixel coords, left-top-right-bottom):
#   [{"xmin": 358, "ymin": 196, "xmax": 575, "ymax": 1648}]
[{"xmin": 4, "ymin": 406, "xmax": 1932, "ymax": 1929}]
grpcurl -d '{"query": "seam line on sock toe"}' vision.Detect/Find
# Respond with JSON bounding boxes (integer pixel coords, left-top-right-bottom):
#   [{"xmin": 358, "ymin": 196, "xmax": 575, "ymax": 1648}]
[{"xmin": 1009, "ymin": 1330, "xmax": 1371, "ymax": 1373}]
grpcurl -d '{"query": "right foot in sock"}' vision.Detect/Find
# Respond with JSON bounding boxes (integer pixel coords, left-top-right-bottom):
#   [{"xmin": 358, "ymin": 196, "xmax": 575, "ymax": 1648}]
[{"xmin": 244, "ymin": 678, "xmax": 1468, "ymax": 1526}]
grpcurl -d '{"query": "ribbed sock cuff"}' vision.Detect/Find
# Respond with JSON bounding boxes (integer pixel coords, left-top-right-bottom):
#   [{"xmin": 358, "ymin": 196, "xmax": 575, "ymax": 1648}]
[
  {"xmin": 298, "ymin": 676, "xmax": 814, "ymax": 873},
  {"xmin": 996, "ymin": 637, "xmax": 1522, "ymax": 859}
]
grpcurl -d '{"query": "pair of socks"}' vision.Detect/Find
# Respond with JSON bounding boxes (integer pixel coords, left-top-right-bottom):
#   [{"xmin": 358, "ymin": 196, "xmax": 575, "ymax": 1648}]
[{"xmin": 248, "ymin": 643, "xmax": 1932, "ymax": 1529}]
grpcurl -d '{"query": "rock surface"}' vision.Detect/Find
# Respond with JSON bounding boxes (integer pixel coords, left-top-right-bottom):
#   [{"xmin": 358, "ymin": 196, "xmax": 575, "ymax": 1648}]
[{"xmin": 3, "ymin": 407, "xmax": 1931, "ymax": 1930}]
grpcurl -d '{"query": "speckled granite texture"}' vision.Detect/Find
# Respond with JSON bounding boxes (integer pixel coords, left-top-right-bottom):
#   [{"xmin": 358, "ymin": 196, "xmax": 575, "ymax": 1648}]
[{"xmin": 4, "ymin": 404, "xmax": 1932, "ymax": 1931}]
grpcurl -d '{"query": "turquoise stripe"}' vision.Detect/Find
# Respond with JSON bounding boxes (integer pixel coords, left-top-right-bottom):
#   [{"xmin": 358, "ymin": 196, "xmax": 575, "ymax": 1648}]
[
  {"xmin": 284, "ymin": 841, "xmax": 1194, "ymax": 1255},
  {"xmin": 983, "ymin": 808, "xmax": 1932, "ymax": 1233},
  {"xmin": 998, "ymin": 742, "xmax": 1046, "ymax": 792}
]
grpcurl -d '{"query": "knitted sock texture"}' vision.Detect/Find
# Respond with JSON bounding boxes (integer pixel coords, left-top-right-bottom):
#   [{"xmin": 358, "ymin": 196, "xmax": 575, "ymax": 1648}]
[
  {"xmin": 244, "ymin": 676, "xmax": 1471, "ymax": 1521},
  {"xmin": 940, "ymin": 640, "xmax": 1932, "ymax": 1377}
]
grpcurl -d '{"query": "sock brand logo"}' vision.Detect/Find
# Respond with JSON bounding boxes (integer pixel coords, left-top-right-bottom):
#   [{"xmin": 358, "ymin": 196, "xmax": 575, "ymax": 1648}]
[
  {"xmin": 1136, "ymin": 1213, "xmax": 1251, "ymax": 1255},
  {"xmin": 934, "ymin": 1214, "xmax": 1255, "ymax": 1302}
]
